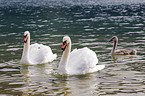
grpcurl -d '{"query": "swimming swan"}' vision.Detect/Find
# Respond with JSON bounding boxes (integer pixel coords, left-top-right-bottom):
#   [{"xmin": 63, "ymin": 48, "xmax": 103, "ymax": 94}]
[
  {"xmin": 20, "ymin": 31, "xmax": 57, "ymax": 65},
  {"xmin": 109, "ymin": 36, "xmax": 137, "ymax": 55},
  {"xmin": 58, "ymin": 36, "xmax": 105, "ymax": 75}
]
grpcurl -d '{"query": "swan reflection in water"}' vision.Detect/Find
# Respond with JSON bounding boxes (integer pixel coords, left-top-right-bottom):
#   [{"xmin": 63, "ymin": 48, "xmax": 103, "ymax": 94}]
[
  {"xmin": 20, "ymin": 64, "xmax": 53, "ymax": 95},
  {"xmin": 111, "ymin": 54, "xmax": 137, "ymax": 62},
  {"xmin": 20, "ymin": 64, "xmax": 103, "ymax": 95}
]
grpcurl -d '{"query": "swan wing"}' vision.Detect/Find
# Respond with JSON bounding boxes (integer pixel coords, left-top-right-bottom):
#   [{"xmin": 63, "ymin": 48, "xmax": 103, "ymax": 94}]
[
  {"xmin": 29, "ymin": 43, "xmax": 57, "ymax": 64},
  {"xmin": 67, "ymin": 47, "xmax": 102, "ymax": 75},
  {"xmin": 115, "ymin": 49, "xmax": 131, "ymax": 55}
]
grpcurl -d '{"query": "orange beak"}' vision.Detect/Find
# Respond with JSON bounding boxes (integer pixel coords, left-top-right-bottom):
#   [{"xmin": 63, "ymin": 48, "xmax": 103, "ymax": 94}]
[
  {"xmin": 24, "ymin": 35, "xmax": 27, "ymax": 43},
  {"xmin": 61, "ymin": 41, "xmax": 67, "ymax": 51}
]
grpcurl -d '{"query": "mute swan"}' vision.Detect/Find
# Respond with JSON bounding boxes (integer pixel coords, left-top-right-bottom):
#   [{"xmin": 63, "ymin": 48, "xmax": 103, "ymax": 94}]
[
  {"xmin": 58, "ymin": 36, "xmax": 105, "ymax": 75},
  {"xmin": 20, "ymin": 31, "xmax": 57, "ymax": 65},
  {"xmin": 109, "ymin": 36, "xmax": 137, "ymax": 55}
]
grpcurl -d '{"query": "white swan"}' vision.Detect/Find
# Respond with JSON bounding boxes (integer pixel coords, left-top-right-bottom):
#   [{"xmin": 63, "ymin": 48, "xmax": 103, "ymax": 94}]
[
  {"xmin": 58, "ymin": 36, "xmax": 105, "ymax": 75},
  {"xmin": 20, "ymin": 31, "xmax": 57, "ymax": 65}
]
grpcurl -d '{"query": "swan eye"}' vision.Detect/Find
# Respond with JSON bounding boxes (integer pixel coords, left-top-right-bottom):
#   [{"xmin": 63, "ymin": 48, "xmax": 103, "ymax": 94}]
[
  {"xmin": 24, "ymin": 35, "xmax": 27, "ymax": 38},
  {"xmin": 63, "ymin": 40, "xmax": 67, "ymax": 45}
]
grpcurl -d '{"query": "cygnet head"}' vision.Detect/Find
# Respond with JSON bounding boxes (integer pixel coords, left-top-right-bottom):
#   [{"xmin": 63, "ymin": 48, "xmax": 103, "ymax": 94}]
[
  {"xmin": 109, "ymin": 36, "xmax": 118, "ymax": 42},
  {"xmin": 24, "ymin": 31, "xmax": 30, "ymax": 43},
  {"xmin": 61, "ymin": 35, "xmax": 71, "ymax": 51}
]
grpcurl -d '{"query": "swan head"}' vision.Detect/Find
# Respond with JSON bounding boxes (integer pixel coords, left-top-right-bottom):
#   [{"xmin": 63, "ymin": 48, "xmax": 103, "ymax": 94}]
[
  {"xmin": 24, "ymin": 31, "xmax": 30, "ymax": 43},
  {"xmin": 109, "ymin": 36, "xmax": 118, "ymax": 42},
  {"xmin": 61, "ymin": 36, "xmax": 71, "ymax": 51}
]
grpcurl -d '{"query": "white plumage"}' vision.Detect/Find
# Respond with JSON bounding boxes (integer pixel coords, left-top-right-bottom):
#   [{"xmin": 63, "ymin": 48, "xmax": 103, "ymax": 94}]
[
  {"xmin": 20, "ymin": 31, "xmax": 57, "ymax": 65},
  {"xmin": 58, "ymin": 36, "xmax": 105, "ymax": 75}
]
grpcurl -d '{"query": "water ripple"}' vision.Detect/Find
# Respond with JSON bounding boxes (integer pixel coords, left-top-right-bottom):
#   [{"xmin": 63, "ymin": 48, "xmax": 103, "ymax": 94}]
[{"xmin": 0, "ymin": 1, "xmax": 145, "ymax": 95}]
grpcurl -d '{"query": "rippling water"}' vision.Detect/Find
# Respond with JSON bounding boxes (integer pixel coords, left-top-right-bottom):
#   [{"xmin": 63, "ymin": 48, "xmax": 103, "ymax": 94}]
[{"xmin": 0, "ymin": 0, "xmax": 145, "ymax": 95}]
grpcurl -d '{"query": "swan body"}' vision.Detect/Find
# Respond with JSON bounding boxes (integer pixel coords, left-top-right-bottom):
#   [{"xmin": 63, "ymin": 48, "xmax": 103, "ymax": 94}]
[
  {"xmin": 20, "ymin": 31, "xmax": 57, "ymax": 65},
  {"xmin": 109, "ymin": 36, "xmax": 137, "ymax": 55},
  {"xmin": 58, "ymin": 36, "xmax": 105, "ymax": 75}
]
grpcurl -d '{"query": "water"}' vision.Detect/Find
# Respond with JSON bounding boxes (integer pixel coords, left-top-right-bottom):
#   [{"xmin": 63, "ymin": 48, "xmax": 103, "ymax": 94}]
[{"xmin": 0, "ymin": 0, "xmax": 145, "ymax": 95}]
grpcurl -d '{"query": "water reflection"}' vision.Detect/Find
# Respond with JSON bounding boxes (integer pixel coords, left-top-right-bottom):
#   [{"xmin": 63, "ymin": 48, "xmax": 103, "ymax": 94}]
[
  {"xmin": 111, "ymin": 54, "xmax": 137, "ymax": 62},
  {"xmin": 20, "ymin": 64, "xmax": 53, "ymax": 95},
  {"xmin": 0, "ymin": 0, "xmax": 145, "ymax": 95},
  {"xmin": 20, "ymin": 64, "xmax": 104, "ymax": 95}
]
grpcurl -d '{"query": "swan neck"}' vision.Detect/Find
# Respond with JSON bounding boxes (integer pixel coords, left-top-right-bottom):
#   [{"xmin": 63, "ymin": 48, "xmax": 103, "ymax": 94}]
[
  {"xmin": 59, "ymin": 42, "xmax": 71, "ymax": 75},
  {"xmin": 21, "ymin": 35, "xmax": 30, "ymax": 61},
  {"xmin": 112, "ymin": 39, "xmax": 118, "ymax": 54}
]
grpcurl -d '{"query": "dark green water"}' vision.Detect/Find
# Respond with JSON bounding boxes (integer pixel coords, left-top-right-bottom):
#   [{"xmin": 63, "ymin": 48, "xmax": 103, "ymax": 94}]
[{"xmin": 0, "ymin": 0, "xmax": 145, "ymax": 95}]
